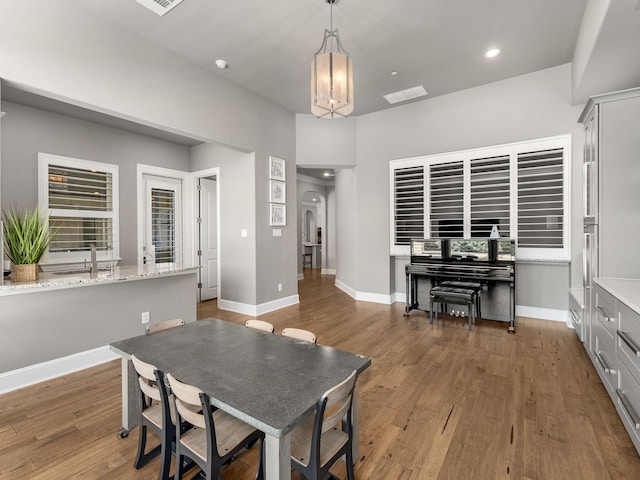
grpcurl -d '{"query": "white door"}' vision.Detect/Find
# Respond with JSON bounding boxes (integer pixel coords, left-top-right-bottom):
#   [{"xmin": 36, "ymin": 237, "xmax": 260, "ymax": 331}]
[
  {"xmin": 199, "ymin": 178, "xmax": 218, "ymax": 300},
  {"xmin": 143, "ymin": 175, "xmax": 182, "ymax": 266}
]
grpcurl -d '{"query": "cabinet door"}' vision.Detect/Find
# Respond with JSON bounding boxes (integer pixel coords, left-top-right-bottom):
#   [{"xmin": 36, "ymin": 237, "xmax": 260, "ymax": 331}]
[
  {"xmin": 583, "ymin": 106, "xmax": 598, "ymax": 224},
  {"xmin": 599, "ymin": 96, "xmax": 640, "ymax": 278}
]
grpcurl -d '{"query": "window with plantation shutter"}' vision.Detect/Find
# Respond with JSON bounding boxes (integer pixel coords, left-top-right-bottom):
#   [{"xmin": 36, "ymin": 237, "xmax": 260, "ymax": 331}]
[
  {"xmin": 390, "ymin": 135, "xmax": 570, "ymax": 260},
  {"xmin": 38, "ymin": 153, "xmax": 119, "ymax": 267},
  {"xmin": 151, "ymin": 188, "xmax": 176, "ymax": 263},
  {"xmin": 517, "ymin": 147, "xmax": 565, "ymax": 249},
  {"xmin": 470, "ymin": 153, "xmax": 511, "ymax": 238},
  {"xmin": 429, "ymin": 161, "xmax": 464, "ymax": 238},
  {"xmin": 393, "ymin": 166, "xmax": 424, "ymax": 245}
]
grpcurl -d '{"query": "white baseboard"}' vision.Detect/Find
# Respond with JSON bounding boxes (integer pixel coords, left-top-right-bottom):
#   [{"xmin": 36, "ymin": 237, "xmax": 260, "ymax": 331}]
[
  {"xmin": 218, "ymin": 294, "xmax": 300, "ymax": 317},
  {"xmin": 0, "ymin": 346, "xmax": 119, "ymax": 394},
  {"xmin": 321, "ymin": 268, "xmax": 336, "ymax": 275},
  {"xmin": 335, "ymin": 279, "xmax": 357, "ymax": 299},
  {"xmin": 516, "ymin": 305, "xmax": 569, "ymax": 323},
  {"xmin": 298, "ymin": 273, "xmax": 304, "ymax": 281},
  {"xmin": 256, "ymin": 294, "xmax": 300, "ymax": 316},
  {"xmin": 356, "ymin": 291, "xmax": 393, "ymax": 305}
]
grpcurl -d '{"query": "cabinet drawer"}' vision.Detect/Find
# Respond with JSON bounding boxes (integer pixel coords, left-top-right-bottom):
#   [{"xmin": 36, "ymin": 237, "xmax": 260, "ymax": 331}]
[
  {"xmin": 617, "ymin": 364, "xmax": 640, "ymax": 452},
  {"xmin": 618, "ymin": 302, "xmax": 640, "ymax": 385},
  {"xmin": 569, "ymin": 294, "xmax": 584, "ymax": 341},
  {"xmin": 593, "ymin": 316, "xmax": 619, "ymax": 396},
  {"xmin": 595, "ymin": 286, "xmax": 618, "ymax": 338}
]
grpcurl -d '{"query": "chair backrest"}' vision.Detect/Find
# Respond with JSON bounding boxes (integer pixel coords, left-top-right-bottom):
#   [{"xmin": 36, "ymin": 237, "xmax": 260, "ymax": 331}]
[
  {"xmin": 318, "ymin": 370, "xmax": 357, "ymax": 434},
  {"xmin": 245, "ymin": 319, "xmax": 275, "ymax": 333},
  {"xmin": 167, "ymin": 373, "xmax": 207, "ymax": 430},
  {"xmin": 146, "ymin": 318, "xmax": 185, "ymax": 334},
  {"xmin": 131, "ymin": 354, "xmax": 162, "ymax": 404},
  {"xmin": 281, "ymin": 327, "xmax": 317, "ymax": 344}
]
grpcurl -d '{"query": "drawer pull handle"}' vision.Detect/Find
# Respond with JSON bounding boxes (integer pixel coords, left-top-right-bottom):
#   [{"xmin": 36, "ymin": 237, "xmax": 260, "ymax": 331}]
[
  {"xmin": 570, "ymin": 309, "xmax": 581, "ymax": 324},
  {"xmin": 618, "ymin": 330, "xmax": 640, "ymax": 357},
  {"xmin": 595, "ymin": 305, "xmax": 614, "ymax": 322},
  {"xmin": 616, "ymin": 389, "xmax": 640, "ymax": 429},
  {"xmin": 594, "ymin": 351, "xmax": 616, "ymax": 374}
]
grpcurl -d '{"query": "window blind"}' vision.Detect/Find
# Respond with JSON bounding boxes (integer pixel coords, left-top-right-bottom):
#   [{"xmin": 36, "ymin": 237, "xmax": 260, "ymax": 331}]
[
  {"xmin": 151, "ymin": 188, "xmax": 176, "ymax": 263},
  {"xmin": 470, "ymin": 154, "xmax": 511, "ymax": 238},
  {"xmin": 393, "ymin": 166, "xmax": 424, "ymax": 245},
  {"xmin": 517, "ymin": 148, "xmax": 564, "ymax": 248},
  {"xmin": 430, "ymin": 161, "xmax": 464, "ymax": 238}
]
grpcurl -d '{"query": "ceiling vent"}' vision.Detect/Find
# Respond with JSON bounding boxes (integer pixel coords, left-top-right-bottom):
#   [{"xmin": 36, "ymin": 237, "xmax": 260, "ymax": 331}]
[
  {"xmin": 383, "ymin": 85, "xmax": 428, "ymax": 105},
  {"xmin": 136, "ymin": 0, "xmax": 184, "ymax": 16}
]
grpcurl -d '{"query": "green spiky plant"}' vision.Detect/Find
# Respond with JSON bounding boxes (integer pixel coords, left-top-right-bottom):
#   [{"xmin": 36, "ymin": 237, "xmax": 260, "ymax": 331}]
[{"xmin": 2, "ymin": 207, "xmax": 55, "ymax": 265}]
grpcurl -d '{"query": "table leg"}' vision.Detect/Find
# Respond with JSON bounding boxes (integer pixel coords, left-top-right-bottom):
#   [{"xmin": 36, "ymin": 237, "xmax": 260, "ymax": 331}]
[
  {"xmin": 352, "ymin": 379, "xmax": 361, "ymax": 462},
  {"xmin": 119, "ymin": 357, "xmax": 139, "ymax": 436},
  {"xmin": 265, "ymin": 432, "xmax": 291, "ymax": 480}
]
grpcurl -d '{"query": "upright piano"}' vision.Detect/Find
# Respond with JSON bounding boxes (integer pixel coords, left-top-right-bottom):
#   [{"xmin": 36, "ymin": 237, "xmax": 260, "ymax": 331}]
[{"xmin": 405, "ymin": 238, "xmax": 516, "ymax": 333}]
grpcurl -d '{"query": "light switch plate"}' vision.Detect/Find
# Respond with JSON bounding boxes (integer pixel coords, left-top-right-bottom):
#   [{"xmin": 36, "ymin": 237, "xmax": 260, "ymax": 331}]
[
  {"xmin": 272, "ymin": 229, "xmax": 282, "ymax": 237},
  {"xmin": 241, "ymin": 229, "xmax": 248, "ymax": 238}
]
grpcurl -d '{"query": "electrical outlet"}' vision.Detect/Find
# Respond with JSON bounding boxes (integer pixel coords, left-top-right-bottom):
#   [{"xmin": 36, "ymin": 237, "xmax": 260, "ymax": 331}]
[
  {"xmin": 277, "ymin": 283, "xmax": 282, "ymax": 292},
  {"xmin": 141, "ymin": 311, "xmax": 150, "ymax": 324}
]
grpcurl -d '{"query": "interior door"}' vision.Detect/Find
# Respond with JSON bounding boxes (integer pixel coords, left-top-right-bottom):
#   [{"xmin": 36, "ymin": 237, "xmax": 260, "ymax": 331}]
[
  {"xmin": 199, "ymin": 178, "xmax": 218, "ymax": 300},
  {"xmin": 143, "ymin": 175, "xmax": 182, "ymax": 266}
]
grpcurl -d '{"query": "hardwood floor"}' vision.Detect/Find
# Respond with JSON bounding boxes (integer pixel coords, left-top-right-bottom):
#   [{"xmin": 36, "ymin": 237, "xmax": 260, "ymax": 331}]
[{"xmin": 2, "ymin": 269, "xmax": 640, "ymax": 479}]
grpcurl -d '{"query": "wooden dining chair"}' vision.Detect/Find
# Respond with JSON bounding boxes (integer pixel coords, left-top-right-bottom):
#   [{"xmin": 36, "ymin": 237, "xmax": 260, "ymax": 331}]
[
  {"xmin": 167, "ymin": 373, "xmax": 265, "ymax": 480},
  {"xmin": 290, "ymin": 370, "xmax": 358, "ymax": 480},
  {"xmin": 245, "ymin": 319, "xmax": 275, "ymax": 333},
  {"xmin": 131, "ymin": 355, "xmax": 175, "ymax": 480},
  {"xmin": 145, "ymin": 318, "xmax": 185, "ymax": 334},
  {"xmin": 281, "ymin": 327, "xmax": 317, "ymax": 344}
]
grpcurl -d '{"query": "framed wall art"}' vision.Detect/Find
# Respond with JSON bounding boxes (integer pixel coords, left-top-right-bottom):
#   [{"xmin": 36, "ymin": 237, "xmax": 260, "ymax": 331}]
[
  {"xmin": 269, "ymin": 180, "xmax": 286, "ymax": 204},
  {"xmin": 270, "ymin": 203, "xmax": 286, "ymax": 226},
  {"xmin": 269, "ymin": 156, "xmax": 285, "ymax": 181}
]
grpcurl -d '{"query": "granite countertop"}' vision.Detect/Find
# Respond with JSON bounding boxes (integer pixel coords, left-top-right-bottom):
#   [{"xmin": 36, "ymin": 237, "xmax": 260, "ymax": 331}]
[
  {"xmin": 594, "ymin": 277, "xmax": 640, "ymax": 315},
  {"xmin": 0, "ymin": 264, "xmax": 198, "ymax": 296}
]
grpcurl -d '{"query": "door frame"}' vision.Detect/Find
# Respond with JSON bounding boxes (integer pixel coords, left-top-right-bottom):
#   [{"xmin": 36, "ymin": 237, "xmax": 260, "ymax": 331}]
[{"xmin": 136, "ymin": 164, "xmax": 193, "ymax": 268}]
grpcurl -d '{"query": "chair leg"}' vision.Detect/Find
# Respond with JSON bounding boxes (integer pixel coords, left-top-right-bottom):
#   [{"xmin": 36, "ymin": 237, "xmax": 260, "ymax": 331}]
[
  {"xmin": 134, "ymin": 425, "xmax": 148, "ymax": 468},
  {"xmin": 345, "ymin": 444, "xmax": 355, "ymax": 480},
  {"xmin": 158, "ymin": 438, "xmax": 172, "ymax": 480},
  {"xmin": 255, "ymin": 438, "xmax": 265, "ymax": 480}
]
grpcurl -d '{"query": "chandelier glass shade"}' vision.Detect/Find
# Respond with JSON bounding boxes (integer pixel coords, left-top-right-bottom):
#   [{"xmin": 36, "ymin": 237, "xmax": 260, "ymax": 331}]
[{"xmin": 310, "ymin": 2, "xmax": 354, "ymax": 118}]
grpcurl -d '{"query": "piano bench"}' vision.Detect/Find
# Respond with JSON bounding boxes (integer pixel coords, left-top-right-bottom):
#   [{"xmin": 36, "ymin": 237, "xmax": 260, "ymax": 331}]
[
  {"xmin": 429, "ymin": 286, "xmax": 477, "ymax": 331},
  {"xmin": 439, "ymin": 280, "xmax": 482, "ymax": 318}
]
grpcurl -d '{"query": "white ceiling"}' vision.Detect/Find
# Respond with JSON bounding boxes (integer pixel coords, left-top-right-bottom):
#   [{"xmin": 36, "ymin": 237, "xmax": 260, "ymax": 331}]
[{"xmin": 70, "ymin": 0, "xmax": 589, "ymax": 116}]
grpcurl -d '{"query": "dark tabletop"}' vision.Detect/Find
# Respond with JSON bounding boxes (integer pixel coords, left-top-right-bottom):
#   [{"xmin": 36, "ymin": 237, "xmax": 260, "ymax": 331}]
[{"xmin": 110, "ymin": 318, "xmax": 371, "ymax": 437}]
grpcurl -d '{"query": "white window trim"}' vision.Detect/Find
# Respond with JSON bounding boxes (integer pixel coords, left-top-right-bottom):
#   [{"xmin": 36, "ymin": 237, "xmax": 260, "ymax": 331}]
[
  {"xmin": 389, "ymin": 134, "xmax": 571, "ymax": 261},
  {"xmin": 38, "ymin": 152, "xmax": 120, "ymax": 267}
]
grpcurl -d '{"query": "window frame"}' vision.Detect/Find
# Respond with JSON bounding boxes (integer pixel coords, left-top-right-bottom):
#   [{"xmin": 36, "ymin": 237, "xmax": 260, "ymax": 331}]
[
  {"xmin": 38, "ymin": 152, "xmax": 120, "ymax": 267},
  {"xmin": 389, "ymin": 134, "xmax": 571, "ymax": 261}
]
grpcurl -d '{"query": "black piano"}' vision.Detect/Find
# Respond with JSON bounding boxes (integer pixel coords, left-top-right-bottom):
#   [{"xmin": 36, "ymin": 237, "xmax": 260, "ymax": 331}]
[{"xmin": 405, "ymin": 238, "xmax": 516, "ymax": 333}]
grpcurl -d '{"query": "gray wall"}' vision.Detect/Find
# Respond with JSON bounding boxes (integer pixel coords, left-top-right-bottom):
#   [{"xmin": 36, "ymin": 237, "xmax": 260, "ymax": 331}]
[
  {"xmin": 0, "ymin": 1, "xmax": 297, "ymax": 309},
  {"xmin": 0, "ymin": 273, "xmax": 197, "ymax": 373},
  {"xmin": 296, "ymin": 114, "xmax": 357, "ymax": 167},
  {"xmin": 190, "ymin": 144, "xmax": 257, "ymax": 305},
  {"xmin": 296, "ymin": 64, "xmax": 585, "ymax": 312},
  {"xmin": 0, "ymin": 101, "xmax": 190, "ymax": 265}
]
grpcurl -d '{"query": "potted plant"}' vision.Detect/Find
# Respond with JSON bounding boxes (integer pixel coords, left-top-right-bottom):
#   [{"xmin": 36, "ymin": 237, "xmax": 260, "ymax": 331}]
[{"xmin": 2, "ymin": 206, "xmax": 55, "ymax": 282}]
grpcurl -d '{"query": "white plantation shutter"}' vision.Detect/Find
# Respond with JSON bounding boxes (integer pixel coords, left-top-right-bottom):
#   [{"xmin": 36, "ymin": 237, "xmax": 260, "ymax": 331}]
[
  {"xmin": 517, "ymin": 148, "xmax": 565, "ymax": 248},
  {"xmin": 393, "ymin": 165, "xmax": 424, "ymax": 245},
  {"xmin": 470, "ymin": 153, "xmax": 511, "ymax": 238},
  {"xmin": 151, "ymin": 188, "xmax": 176, "ymax": 263},
  {"xmin": 39, "ymin": 154, "xmax": 119, "ymax": 262},
  {"xmin": 429, "ymin": 161, "xmax": 464, "ymax": 238}
]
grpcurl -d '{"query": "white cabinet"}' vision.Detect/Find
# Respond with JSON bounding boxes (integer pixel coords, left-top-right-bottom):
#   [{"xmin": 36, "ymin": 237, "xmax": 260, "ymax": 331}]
[
  {"xmin": 592, "ymin": 279, "xmax": 640, "ymax": 454},
  {"xmin": 569, "ymin": 288, "xmax": 584, "ymax": 341}
]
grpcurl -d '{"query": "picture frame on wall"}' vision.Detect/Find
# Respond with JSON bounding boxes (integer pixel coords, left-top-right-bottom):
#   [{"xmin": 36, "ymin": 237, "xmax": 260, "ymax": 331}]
[
  {"xmin": 270, "ymin": 203, "xmax": 286, "ymax": 226},
  {"xmin": 269, "ymin": 180, "xmax": 286, "ymax": 204},
  {"xmin": 269, "ymin": 156, "xmax": 285, "ymax": 181}
]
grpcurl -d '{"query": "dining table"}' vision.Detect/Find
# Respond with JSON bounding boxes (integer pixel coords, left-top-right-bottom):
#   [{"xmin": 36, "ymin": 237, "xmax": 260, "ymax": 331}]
[{"xmin": 109, "ymin": 318, "xmax": 371, "ymax": 480}]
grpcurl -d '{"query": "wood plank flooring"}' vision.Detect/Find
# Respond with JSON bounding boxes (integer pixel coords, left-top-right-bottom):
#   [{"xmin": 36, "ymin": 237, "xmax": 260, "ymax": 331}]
[{"xmin": 2, "ymin": 269, "xmax": 640, "ymax": 479}]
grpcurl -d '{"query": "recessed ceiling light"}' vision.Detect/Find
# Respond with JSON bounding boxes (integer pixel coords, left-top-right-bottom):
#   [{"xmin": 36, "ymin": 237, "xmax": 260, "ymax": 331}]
[
  {"xmin": 484, "ymin": 48, "xmax": 501, "ymax": 59},
  {"xmin": 215, "ymin": 59, "xmax": 228, "ymax": 69},
  {"xmin": 390, "ymin": 71, "xmax": 398, "ymax": 76}
]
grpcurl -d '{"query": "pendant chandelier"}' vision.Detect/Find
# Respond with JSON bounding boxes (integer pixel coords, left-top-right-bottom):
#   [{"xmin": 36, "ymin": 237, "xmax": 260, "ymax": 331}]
[{"xmin": 310, "ymin": 0, "xmax": 354, "ymax": 118}]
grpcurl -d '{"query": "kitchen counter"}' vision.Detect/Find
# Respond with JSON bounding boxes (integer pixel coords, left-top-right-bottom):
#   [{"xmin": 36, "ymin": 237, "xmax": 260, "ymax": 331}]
[
  {"xmin": 594, "ymin": 277, "xmax": 640, "ymax": 315},
  {"xmin": 0, "ymin": 264, "xmax": 198, "ymax": 296}
]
